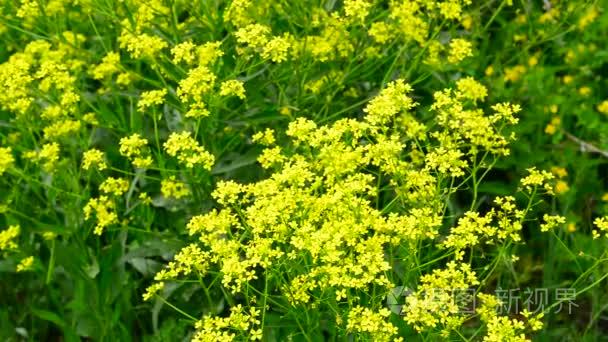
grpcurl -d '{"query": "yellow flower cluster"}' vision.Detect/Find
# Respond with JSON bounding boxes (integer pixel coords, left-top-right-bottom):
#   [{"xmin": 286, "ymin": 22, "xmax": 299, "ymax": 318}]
[
  {"xmin": 16, "ymin": 256, "xmax": 34, "ymax": 272},
  {"xmin": 161, "ymin": 177, "xmax": 190, "ymax": 199},
  {"xmin": 119, "ymin": 134, "xmax": 153, "ymax": 168},
  {"xmin": 443, "ymin": 196, "xmax": 526, "ymax": 251},
  {"xmin": 219, "ymin": 80, "xmax": 246, "ymax": 99},
  {"xmin": 520, "ymin": 167, "xmax": 555, "ymax": 194},
  {"xmin": 346, "ymin": 306, "xmax": 399, "ymax": 342},
  {"xmin": 84, "ymin": 196, "xmax": 118, "ymax": 235},
  {"xmin": 137, "ymin": 89, "xmax": 167, "ymax": 112},
  {"xmin": 119, "ymin": 32, "xmax": 167, "ymax": 59},
  {"xmin": 592, "ymin": 217, "xmax": 608, "ymax": 239},
  {"xmin": 404, "ymin": 261, "xmax": 479, "ymax": 332},
  {"xmin": 448, "ymin": 38, "xmax": 473, "ymax": 63},
  {"xmin": 146, "ymin": 79, "xmax": 524, "ymax": 339},
  {"xmin": 99, "ymin": 177, "xmax": 130, "ymax": 196},
  {"xmin": 91, "ymin": 52, "xmax": 121, "ymax": 80},
  {"xmin": 163, "ymin": 132, "xmax": 215, "ymax": 170},
  {"xmin": 477, "ymin": 294, "xmax": 530, "ymax": 342},
  {"xmin": 82, "ymin": 149, "xmax": 107, "ymax": 171},
  {"xmin": 0, "ymin": 225, "xmax": 20, "ymax": 251},
  {"xmin": 191, "ymin": 304, "xmax": 262, "ymax": 342},
  {"xmin": 540, "ymin": 214, "xmax": 566, "ymax": 232},
  {"xmin": 43, "ymin": 119, "xmax": 82, "ymax": 140},
  {"xmin": 0, "ymin": 147, "xmax": 15, "ymax": 175},
  {"xmin": 24, "ymin": 143, "xmax": 61, "ymax": 172}
]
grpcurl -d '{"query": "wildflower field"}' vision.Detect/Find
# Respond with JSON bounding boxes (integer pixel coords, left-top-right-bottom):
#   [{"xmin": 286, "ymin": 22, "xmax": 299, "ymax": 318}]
[{"xmin": 2, "ymin": 0, "xmax": 608, "ymax": 340}]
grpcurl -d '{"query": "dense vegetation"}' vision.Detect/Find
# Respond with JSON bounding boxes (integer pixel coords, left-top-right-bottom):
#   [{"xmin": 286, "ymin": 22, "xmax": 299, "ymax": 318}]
[{"xmin": 1, "ymin": 0, "xmax": 608, "ymax": 341}]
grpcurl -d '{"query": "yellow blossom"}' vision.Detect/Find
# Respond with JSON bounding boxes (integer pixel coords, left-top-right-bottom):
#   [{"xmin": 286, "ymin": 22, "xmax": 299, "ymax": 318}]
[
  {"xmin": 504, "ymin": 65, "xmax": 526, "ymax": 82},
  {"xmin": 84, "ymin": 196, "xmax": 118, "ymax": 235},
  {"xmin": 163, "ymin": 131, "xmax": 215, "ymax": 170},
  {"xmin": 0, "ymin": 225, "xmax": 20, "ymax": 250},
  {"xmin": 82, "ymin": 149, "xmax": 107, "ymax": 171},
  {"xmin": 119, "ymin": 133, "xmax": 153, "ymax": 168},
  {"xmin": 261, "ymin": 34, "xmax": 292, "ymax": 63},
  {"xmin": 171, "ymin": 41, "xmax": 197, "ymax": 64},
  {"xmin": 540, "ymin": 214, "xmax": 566, "ymax": 232},
  {"xmin": 368, "ymin": 22, "xmax": 391, "ymax": 44},
  {"xmin": 16, "ymin": 256, "xmax": 34, "ymax": 272},
  {"xmin": 343, "ymin": 0, "xmax": 372, "ymax": 22},
  {"xmin": 0, "ymin": 147, "xmax": 15, "ymax": 175},
  {"xmin": 100, "ymin": 177, "xmax": 130, "ymax": 196},
  {"xmin": 447, "ymin": 38, "xmax": 473, "ymax": 63},
  {"xmin": 138, "ymin": 89, "xmax": 167, "ymax": 112},
  {"xmin": 219, "ymin": 80, "xmax": 246, "ymax": 99},
  {"xmin": 161, "ymin": 176, "xmax": 190, "ymax": 199},
  {"xmin": 252, "ymin": 128, "xmax": 275, "ymax": 146},
  {"xmin": 593, "ymin": 217, "xmax": 608, "ymax": 239},
  {"xmin": 596, "ymin": 100, "xmax": 608, "ymax": 114},
  {"xmin": 520, "ymin": 167, "xmax": 554, "ymax": 194}
]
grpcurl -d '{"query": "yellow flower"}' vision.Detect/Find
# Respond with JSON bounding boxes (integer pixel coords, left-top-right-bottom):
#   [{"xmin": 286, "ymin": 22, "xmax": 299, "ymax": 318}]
[
  {"xmin": 100, "ymin": 177, "xmax": 130, "ymax": 196},
  {"xmin": 137, "ymin": 89, "xmax": 167, "ymax": 112},
  {"xmin": 485, "ymin": 65, "xmax": 494, "ymax": 76},
  {"xmin": 171, "ymin": 41, "xmax": 197, "ymax": 64},
  {"xmin": 455, "ymin": 77, "xmax": 488, "ymax": 102},
  {"xmin": 177, "ymin": 66, "xmax": 217, "ymax": 103},
  {"xmin": 82, "ymin": 149, "xmax": 107, "ymax": 171},
  {"xmin": 119, "ymin": 32, "xmax": 167, "ymax": 59},
  {"xmin": 578, "ymin": 86, "xmax": 592, "ymax": 96},
  {"xmin": 91, "ymin": 52, "xmax": 121, "ymax": 80},
  {"xmin": 163, "ymin": 131, "xmax": 215, "ymax": 170},
  {"xmin": 25, "ymin": 143, "xmax": 60, "ymax": 172},
  {"xmin": 252, "ymin": 128, "xmax": 275, "ymax": 146},
  {"xmin": 0, "ymin": 225, "xmax": 20, "ymax": 250},
  {"xmin": 343, "ymin": 0, "xmax": 372, "ymax": 22},
  {"xmin": 43, "ymin": 120, "xmax": 81, "ymax": 140},
  {"xmin": 119, "ymin": 134, "xmax": 153, "ymax": 168},
  {"xmin": 84, "ymin": 196, "xmax": 118, "ymax": 235},
  {"xmin": 0, "ymin": 147, "xmax": 15, "ymax": 175},
  {"xmin": 554, "ymin": 180, "xmax": 569, "ymax": 194},
  {"xmin": 593, "ymin": 217, "xmax": 608, "ymax": 238},
  {"xmin": 143, "ymin": 282, "xmax": 165, "ymax": 301},
  {"xmin": 219, "ymin": 80, "xmax": 246, "ymax": 99},
  {"xmin": 261, "ymin": 34, "xmax": 292, "ymax": 63},
  {"xmin": 550, "ymin": 167, "xmax": 567, "ymax": 178},
  {"xmin": 346, "ymin": 306, "xmax": 397, "ymax": 341},
  {"xmin": 596, "ymin": 100, "xmax": 608, "ymax": 114},
  {"xmin": 368, "ymin": 22, "xmax": 391, "ymax": 44},
  {"xmin": 540, "ymin": 214, "xmax": 566, "ymax": 232},
  {"xmin": 42, "ymin": 231, "xmax": 57, "ymax": 240},
  {"xmin": 520, "ymin": 167, "xmax": 555, "ymax": 194},
  {"xmin": 504, "ymin": 65, "xmax": 526, "ymax": 82},
  {"xmin": 447, "ymin": 38, "xmax": 473, "ymax": 63},
  {"xmin": 578, "ymin": 6, "xmax": 599, "ymax": 30},
  {"xmin": 161, "ymin": 176, "xmax": 190, "ymax": 199},
  {"xmin": 438, "ymin": 0, "xmax": 464, "ymax": 20},
  {"xmin": 16, "ymin": 256, "xmax": 34, "ymax": 272},
  {"xmin": 197, "ymin": 41, "xmax": 224, "ymax": 66},
  {"xmin": 235, "ymin": 24, "xmax": 271, "ymax": 50}
]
